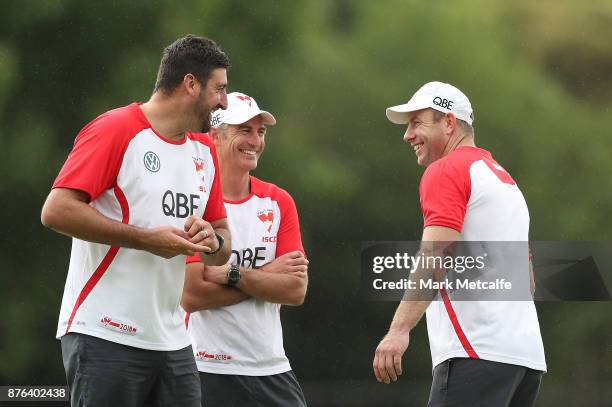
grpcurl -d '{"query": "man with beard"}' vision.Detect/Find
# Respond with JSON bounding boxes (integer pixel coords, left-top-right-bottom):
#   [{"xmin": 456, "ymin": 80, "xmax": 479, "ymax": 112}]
[
  {"xmin": 182, "ymin": 92, "xmax": 309, "ymax": 407},
  {"xmin": 41, "ymin": 35, "xmax": 232, "ymax": 406}
]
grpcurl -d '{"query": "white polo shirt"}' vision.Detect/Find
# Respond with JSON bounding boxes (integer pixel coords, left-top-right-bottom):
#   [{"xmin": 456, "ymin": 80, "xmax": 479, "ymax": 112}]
[
  {"xmin": 53, "ymin": 103, "xmax": 226, "ymax": 350},
  {"xmin": 420, "ymin": 146, "xmax": 546, "ymax": 371},
  {"xmin": 186, "ymin": 176, "xmax": 305, "ymax": 376}
]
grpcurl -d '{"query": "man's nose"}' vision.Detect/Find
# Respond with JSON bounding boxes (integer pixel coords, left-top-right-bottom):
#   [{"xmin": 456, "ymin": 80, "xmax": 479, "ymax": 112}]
[
  {"xmin": 218, "ymin": 91, "xmax": 228, "ymax": 110},
  {"xmin": 247, "ymin": 130, "xmax": 260, "ymax": 145},
  {"xmin": 403, "ymin": 126, "xmax": 414, "ymax": 143}
]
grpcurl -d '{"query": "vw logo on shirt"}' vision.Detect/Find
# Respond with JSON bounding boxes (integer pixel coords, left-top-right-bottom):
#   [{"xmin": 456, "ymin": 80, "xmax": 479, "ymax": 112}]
[{"xmin": 144, "ymin": 151, "xmax": 160, "ymax": 173}]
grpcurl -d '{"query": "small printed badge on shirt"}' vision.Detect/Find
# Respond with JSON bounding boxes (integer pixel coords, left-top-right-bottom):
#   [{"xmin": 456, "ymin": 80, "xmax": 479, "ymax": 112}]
[
  {"xmin": 257, "ymin": 210, "xmax": 274, "ymax": 233},
  {"xmin": 99, "ymin": 316, "xmax": 138, "ymax": 335},
  {"xmin": 192, "ymin": 157, "xmax": 207, "ymax": 192},
  {"xmin": 143, "ymin": 151, "xmax": 161, "ymax": 173},
  {"xmin": 195, "ymin": 350, "xmax": 232, "ymax": 362}
]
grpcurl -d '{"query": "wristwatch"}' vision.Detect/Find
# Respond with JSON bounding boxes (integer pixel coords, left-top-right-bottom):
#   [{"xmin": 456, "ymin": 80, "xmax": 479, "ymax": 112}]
[
  {"xmin": 204, "ymin": 232, "xmax": 224, "ymax": 256},
  {"xmin": 227, "ymin": 264, "xmax": 241, "ymax": 287}
]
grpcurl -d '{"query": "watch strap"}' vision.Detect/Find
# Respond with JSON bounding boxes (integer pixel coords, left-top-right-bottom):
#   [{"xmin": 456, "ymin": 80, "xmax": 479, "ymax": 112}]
[{"xmin": 204, "ymin": 232, "xmax": 224, "ymax": 256}]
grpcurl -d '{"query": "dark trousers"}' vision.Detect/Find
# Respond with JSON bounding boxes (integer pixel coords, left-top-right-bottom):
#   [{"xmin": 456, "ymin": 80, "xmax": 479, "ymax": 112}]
[
  {"xmin": 61, "ymin": 333, "xmax": 201, "ymax": 407},
  {"xmin": 428, "ymin": 358, "xmax": 543, "ymax": 407},
  {"xmin": 199, "ymin": 370, "xmax": 307, "ymax": 407}
]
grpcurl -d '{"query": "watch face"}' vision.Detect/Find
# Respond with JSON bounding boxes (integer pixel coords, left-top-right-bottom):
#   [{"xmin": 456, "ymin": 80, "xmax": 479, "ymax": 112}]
[{"xmin": 228, "ymin": 265, "xmax": 240, "ymax": 286}]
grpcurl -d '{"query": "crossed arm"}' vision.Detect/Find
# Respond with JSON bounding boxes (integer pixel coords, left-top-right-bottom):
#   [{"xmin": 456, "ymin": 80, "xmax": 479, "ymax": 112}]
[{"xmin": 181, "ymin": 251, "xmax": 309, "ymax": 312}]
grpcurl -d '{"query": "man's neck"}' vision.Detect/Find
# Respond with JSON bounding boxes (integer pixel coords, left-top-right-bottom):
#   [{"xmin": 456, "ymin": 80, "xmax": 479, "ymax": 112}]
[
  {"xmin": 221, "ymin": 166, "xmax": 251, "ymax": 201},
  {"xmin": 444, "ymin": 133, "xmax": 475, "ymax": 156},
  {"xmin": 140, "ymin": 92, "xmax": 196, "ymax": 141}
]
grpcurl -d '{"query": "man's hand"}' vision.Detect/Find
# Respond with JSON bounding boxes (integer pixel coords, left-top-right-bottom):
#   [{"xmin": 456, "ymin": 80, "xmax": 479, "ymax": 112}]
[
  {"xmin": 41, "ymin": 188, "xmax": 209, "ymax": 259},
  {"xmin": 372, "ymin": 227, "xmax": 458, "ymax": 385},
  {"xmin": 183, "ymin": 215, "xmax": 219, "ymax": 253},
  {"xmin": 141, "ymin": 226, "xmax": 210, "ymax": 259},
  {"xmin": 201, "ymin": 252, "xmax": 309, "ymax": 305},
  {"xmin": 373, "ymin": 330, "xmax": 409, "ymax": 384},
  {"xmin": 261, "ymin": 251, "xmax": 308, "ymax": 274}
]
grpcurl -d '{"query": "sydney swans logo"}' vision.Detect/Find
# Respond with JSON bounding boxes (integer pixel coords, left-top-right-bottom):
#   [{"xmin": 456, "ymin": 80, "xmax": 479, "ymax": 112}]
[
  {"xmin": 257, "ymin": 210, "xmax": 274, "ymax": 233},
  {"xmin": 193, "ymin": 157, "xmax": 207, "ymax": 192}
]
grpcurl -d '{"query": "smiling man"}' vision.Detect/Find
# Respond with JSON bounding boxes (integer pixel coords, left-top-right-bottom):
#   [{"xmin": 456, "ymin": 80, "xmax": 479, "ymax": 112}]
[
  {"xmin": 373, "ymin": 82, "xmax": 546, "ymax": 407},
  {"xmin": 182, "ymin": 92, "xmax": 309, "ymax": 407},
  {"xmin": 41, "ymin": 35, "xmax": 232, "ymax": 407}
]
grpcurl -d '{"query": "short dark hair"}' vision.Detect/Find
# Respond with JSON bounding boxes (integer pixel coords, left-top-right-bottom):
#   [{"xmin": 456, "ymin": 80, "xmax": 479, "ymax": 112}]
[{"xmin": 154, "ymin": 35, "xmax": 230, "ymax": 94}]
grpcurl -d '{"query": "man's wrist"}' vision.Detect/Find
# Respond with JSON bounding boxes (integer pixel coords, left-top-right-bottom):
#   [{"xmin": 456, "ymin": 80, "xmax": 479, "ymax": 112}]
[
  {"xmin": 389, "ymin": 318, "xmax": 413, "ymax": 336},
  {"xmin": 130, "ymin": 225, "xmax": 150, "ymax": 251},
  {"xmin": 388, "ymin": 326, "xmax": 410, "ymax": 336},
  {"xmin": 204, "ymin": 232, "xmax": 224, "ymax": 256}
]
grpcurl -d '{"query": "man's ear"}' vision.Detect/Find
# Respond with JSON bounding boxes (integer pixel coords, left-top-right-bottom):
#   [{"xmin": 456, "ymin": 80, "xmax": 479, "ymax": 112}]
[
  {"xmin": 210, "ymin": 127, "xmax": 221, "ymax": 144},
  {"xmin": 444, "ymin": 112, "xmax": 458, "ymax": 135},
  {"xmin": 182, "ymin": 73, "xmax": 199, "ymax": 97}
]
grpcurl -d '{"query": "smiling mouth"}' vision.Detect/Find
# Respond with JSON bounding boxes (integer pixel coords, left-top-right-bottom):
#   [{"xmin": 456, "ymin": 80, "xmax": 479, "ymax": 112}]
[
  {"xmin": 239, "ymin": 149, "xmax": 257, "ymax": 156},
  {"xmin": 413, "ymin": 144, "xmax": 423, "ymax": 154}
]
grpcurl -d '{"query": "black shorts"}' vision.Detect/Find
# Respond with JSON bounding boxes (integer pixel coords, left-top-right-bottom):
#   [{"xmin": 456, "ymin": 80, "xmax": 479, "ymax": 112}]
[
  {"xmin": 61, "ymin": 333, "xmax": 201, "ymax": 407},
  {"xmin": 199, "ymin": 371, "xmax": 307, "ymax": 407},
  {"xmin": 428, "ymin": 358, "xmax": 543, "ymax": 407}
]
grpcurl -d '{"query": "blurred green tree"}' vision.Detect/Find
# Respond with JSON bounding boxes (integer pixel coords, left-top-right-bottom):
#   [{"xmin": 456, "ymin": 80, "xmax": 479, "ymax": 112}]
[{"xmin": 0, "ymin": 0, "xmax": 611, "ymax": 405}]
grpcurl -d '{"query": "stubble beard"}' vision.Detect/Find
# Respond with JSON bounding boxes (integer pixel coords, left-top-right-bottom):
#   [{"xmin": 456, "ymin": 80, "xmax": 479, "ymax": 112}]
[
  {"xmin": 201, "ymin": 111, "xmax": 211, "ymax": 133},
  {"xmin": 194, "ymin": 93, "xmax": 213, "ymax": 133}
]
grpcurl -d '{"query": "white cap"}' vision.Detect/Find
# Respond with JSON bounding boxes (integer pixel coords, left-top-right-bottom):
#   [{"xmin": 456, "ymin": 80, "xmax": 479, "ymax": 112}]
[
  {"xmin": 386, "ymin": 81, "xmax": 474, "ymax": 125},
  {"xmin": 211, "ymin": 92, "xmax": 276, "ymax": 128}
]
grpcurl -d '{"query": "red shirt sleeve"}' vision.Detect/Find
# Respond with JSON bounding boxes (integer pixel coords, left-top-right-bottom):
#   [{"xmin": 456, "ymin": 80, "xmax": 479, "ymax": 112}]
[
  {"xmin": 202, "ymin": 139, "xmax": 226, "ymax": 223},
  {"xmin": 186, "ymin": 254, "xmax": 201, "ymax": 265},
  {"xmin": 275, "ymin": 188, "xmax": 305, "ymax": 257},
  {"xmin": 419, "ymin": 159, "xmax": 471, "ymax": 232},
  {"xmin": 52, "ymin": 108, "xmax": 139, "ymax": 201}
]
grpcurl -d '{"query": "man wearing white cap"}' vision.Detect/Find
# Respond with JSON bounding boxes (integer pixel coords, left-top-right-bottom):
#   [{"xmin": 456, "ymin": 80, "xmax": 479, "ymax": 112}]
[
  {"xmin": 182, "ymin": 92, "xmax": 309, "ymax": 406},
  {"xmin": 373, "ymin": 82, "xmax": 546, "ymax": 406}
]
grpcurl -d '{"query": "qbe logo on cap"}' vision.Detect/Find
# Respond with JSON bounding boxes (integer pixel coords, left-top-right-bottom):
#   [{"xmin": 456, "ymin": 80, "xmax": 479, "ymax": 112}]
[
  {"xmin": 386, "ymin": 81, "xmax": 474, "ymax": 125},
  {"xmin": 211, "ymin": 111, "xmax": 223, "ymax": 127},
  {"xmin": 432, "ymin": 96, "xmax": 454, "ymax": 110}
]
